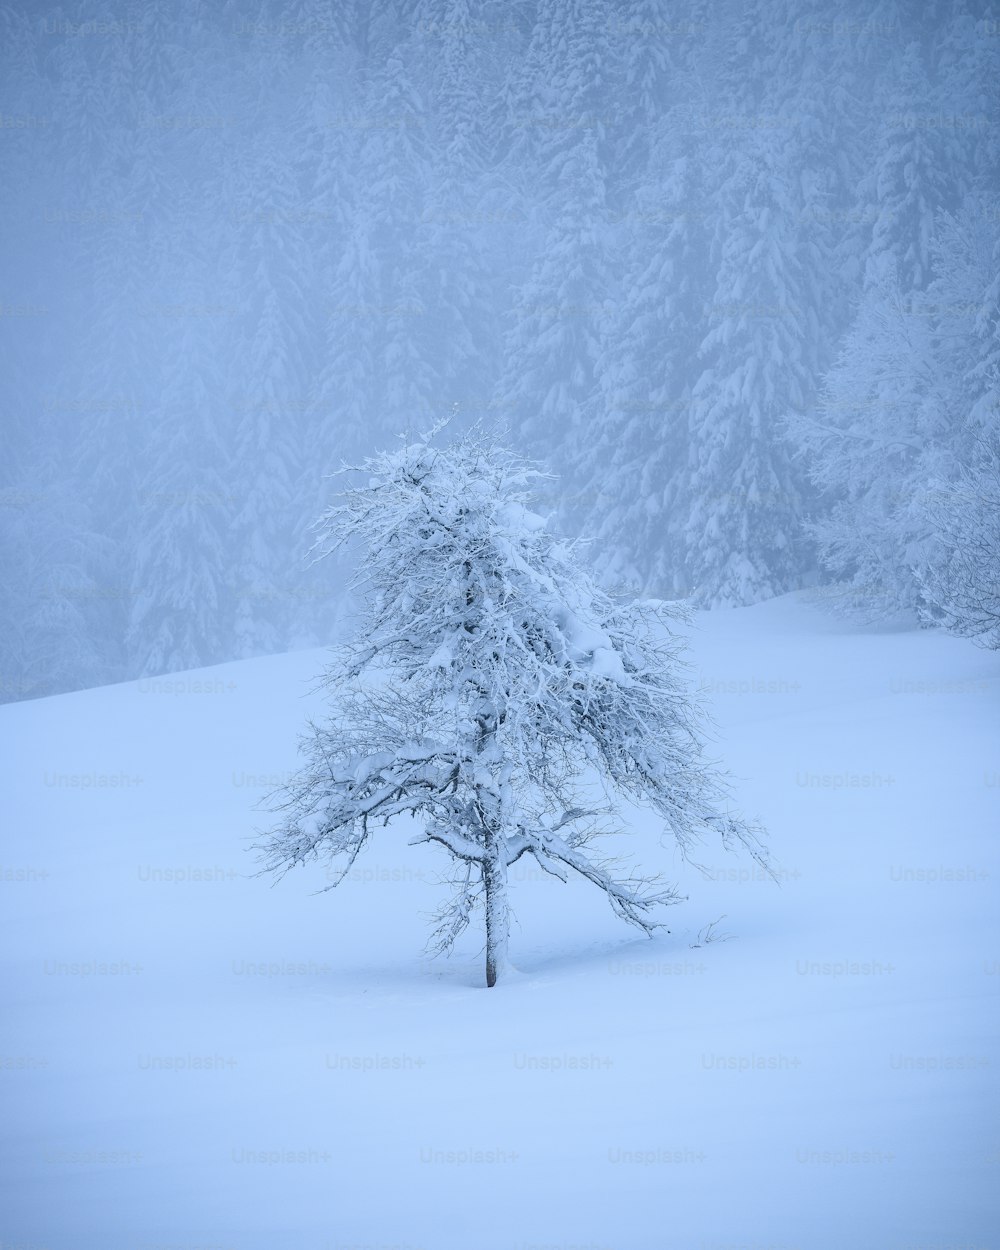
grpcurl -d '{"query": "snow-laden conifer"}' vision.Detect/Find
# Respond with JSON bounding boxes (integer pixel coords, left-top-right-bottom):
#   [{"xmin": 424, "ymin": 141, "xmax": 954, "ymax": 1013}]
[
  {"xmin": 257, "ymin": 429, "xmax": 769, "ymax": 987},
  {"xmin": 918, "ymin": 440, "xmax": 1000, "ymax": 650}
]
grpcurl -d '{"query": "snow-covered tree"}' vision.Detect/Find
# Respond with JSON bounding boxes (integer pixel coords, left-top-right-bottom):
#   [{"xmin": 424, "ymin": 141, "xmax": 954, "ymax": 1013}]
[
  {"xmin": 314, "ymin": 50, "xmax": 436, "ymax": 449},
  {"xmin": 256, "ymin": 429, "xmax": 769, "ymax": 987},
  {"xmin": 501, "ymin": 0, "xmax": 615, "ymax": 202},
  {"xmin": 607, "ymin": 0, "xmax": 676, "ymax": 188},
  {"xmin": 918, "ymin": 440, "xmax": 1000, "ymax": 649},
  {"xmin": 414, "ymin": 0, "xmax": 499, "ymax": 418},
  {"xmin": 574, "ymin": 125, "xmax": 707, "ymax": 600},
  {"xmin": 125, "ymin": 297, "xmax": 234, "ymax": 677},
  {"xmin": 790, "ymin": 265, "xmax": 943, "ymax": 617},
  {"xmin": 685, "ymin": 134, "xmax": 815, "ymax": 606},
  {"xmin": 9, "ymin": 0, "xmax": 992, "ymax": 698},
  {"xmin": 494, "ymin": 128, "xmax": 613, "ymax": 485},
  {"xmin": 861, "ymin": 41, "xmax": 954, "ymax": 293},
  {"xmin": 0, "ymin": 475, "xmax": 111, "ymax": 703},
  {"xmin": 221, "ymin": 137, "xmax": 315, "ymax": 657},
  {"xmin": 790, "ymin": 195, "xmax": 999, "ymax": 617}
]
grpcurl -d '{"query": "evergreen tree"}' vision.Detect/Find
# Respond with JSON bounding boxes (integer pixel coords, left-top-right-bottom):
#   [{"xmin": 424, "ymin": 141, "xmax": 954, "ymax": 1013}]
[
  {"xmin": 0, "ymin": 347, "xmax": 109, "ymax": 702},
  {"xmin": 918, "ymin": 439, "xmax": 1000, "ymax": 649},
  {"xmin": 792, "ymin": 267, "xmax": 942, "ymax": 616},
  {"xmin": 224, "ymin": 139, "xmax": 315, "ymax": 656},
  {"xmin": 575, "ymin": 119, "xmax": 706, "ymax": 600},
  {"xmin": 861, "ymin": 41, "xmax": 954, "ymax": 292},
  {"xmin": 685, "ymin": 136, "xmax": 814, "ymax": 605},
  {"xmin": 419, "ymin": 0, "xmax": 499, "ymax": 395},
  {"xmin": 315, "ymin": 49, "xmax": 434, "ymax": 449},
  {"xmin": 607, "ymin": 0, "xmax": 677, "ymax": 188},
  {"xmin": 494, "ymin": 129, "xmax": 612, "ymax": 499},
  {"xmin": 5, "ymin": 0, "xmax": 993, "ymax": 692},
  {"xmin": 930, "ymin": 0, "xmax": 999, "ymax": 202},
  {"xmin": 501, "ymin": 0, "xmax": 615, "ymax": 205},
  {"xmin": 790, "ymin": 196, "xmax": 999, "ymax": 617},
  {"xmin": 126, "ymin": 297, "xmax": 234, "ymax": 677}
]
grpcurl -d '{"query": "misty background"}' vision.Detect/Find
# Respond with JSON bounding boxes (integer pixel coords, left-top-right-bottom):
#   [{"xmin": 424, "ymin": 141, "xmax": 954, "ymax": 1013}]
[{"xmin": 2, "ymin": 0, "xmax": 997, "ymax": 704}]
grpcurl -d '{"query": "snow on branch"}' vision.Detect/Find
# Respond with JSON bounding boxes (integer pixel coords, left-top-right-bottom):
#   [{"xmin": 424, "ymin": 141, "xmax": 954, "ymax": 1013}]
[{"xmin": 256, "ymin": 428, "xmax": 769, "ymax": 985}]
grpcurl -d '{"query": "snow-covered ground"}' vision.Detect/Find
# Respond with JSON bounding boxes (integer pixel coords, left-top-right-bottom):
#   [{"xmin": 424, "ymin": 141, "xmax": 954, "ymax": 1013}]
[{"xmin": 2, "ymin": 593, "xmax": 997, "ymax": 1249}]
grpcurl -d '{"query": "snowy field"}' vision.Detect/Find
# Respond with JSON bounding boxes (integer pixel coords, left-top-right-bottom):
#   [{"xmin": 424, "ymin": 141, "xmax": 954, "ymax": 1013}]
[{"xmin": 2, "ymin": 592, "xmax": 998, "ymax": 1250}]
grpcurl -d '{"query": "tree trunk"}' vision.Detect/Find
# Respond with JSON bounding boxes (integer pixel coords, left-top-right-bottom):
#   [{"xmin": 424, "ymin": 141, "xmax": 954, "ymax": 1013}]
[{"xmin": 482, "ymin": 826, "xmax": 508, "ymax": 988}]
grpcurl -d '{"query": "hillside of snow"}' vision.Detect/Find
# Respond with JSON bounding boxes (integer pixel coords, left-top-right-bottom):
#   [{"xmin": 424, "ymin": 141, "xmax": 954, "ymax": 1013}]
[{"xmin": 2, "ymin": 593, "xmax": 998, "ymax": 1249}]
